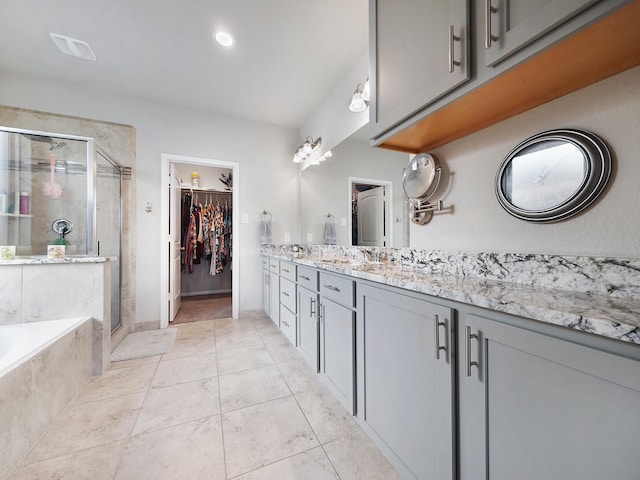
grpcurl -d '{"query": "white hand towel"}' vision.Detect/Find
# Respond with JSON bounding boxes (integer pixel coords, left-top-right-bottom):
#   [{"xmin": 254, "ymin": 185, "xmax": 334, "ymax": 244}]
[
  {"xmin": 260, "ymin": 219, "xmax": 272, "ymax": 245},
  {"xmin": 323, "ymin": 219, "xmax": 336, "ymax": 245}
]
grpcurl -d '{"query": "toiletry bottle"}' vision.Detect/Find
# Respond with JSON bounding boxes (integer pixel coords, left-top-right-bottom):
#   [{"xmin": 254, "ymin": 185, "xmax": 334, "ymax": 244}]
[{"xmin": 19, "ymin": 192, "xmax": 30, "ymax": 215}]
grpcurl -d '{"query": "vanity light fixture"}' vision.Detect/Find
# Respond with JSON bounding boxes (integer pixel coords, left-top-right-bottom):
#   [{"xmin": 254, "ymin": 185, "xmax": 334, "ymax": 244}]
[
  {"xmin": 349, "ymin": 84, "xmax": 368, "ymax": 112},
  {"xmin": 318, "ymin": 150, "xmax": 332, "ymax": 162},
  {"xmin": 292, "ymin": 136, "xmax": 322, "ymax": 163},
  {"xmin": 362, "ymin": 77, "xmax": 370, "ymax": 102}
]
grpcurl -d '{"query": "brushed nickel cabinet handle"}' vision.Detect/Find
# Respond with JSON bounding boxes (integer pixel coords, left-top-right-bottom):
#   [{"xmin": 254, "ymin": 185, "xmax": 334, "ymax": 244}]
[
  {"xmin": 299, "ymin": 275, "xmax": 310, "ymax": 281},
  {"xmin": 434, "ymin": 315, "xmax": 447, "ymax": 360},
  {"xmin": 485, "ymin": 0, "xmax": 498, "ymax": 48},
  {"xmin": 310, "ymin": 297, "xmax": 316, "ymax": 316},
  {"xmin": 282, "ymin": 291, "xmax": 290, "ymax": 297},
  {"xmin": 465, "ymin": 325, "xmax": 479, "ymax": 377},
  {"xmin": 448, "ymin": 25, "xmax": 461, "ymax": 73},
  {"xmin": 323, "ymin": 284, "xmax": 340, "ymax": 292}
]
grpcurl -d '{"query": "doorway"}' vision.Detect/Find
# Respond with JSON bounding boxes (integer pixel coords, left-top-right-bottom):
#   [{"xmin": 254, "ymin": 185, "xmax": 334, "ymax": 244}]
[
  {"xmin": 160, "ymin": 154, "xmax": 239, "ymax": 329},
  {"xmin": 348, "ymin": 177, "xmax": 393, "ymax": 247}
]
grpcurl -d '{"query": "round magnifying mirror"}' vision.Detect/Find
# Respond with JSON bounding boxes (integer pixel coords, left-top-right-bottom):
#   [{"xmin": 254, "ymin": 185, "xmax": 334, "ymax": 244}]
[
  {"xmin": 495, "ymin": 129, "xmax": 611, "ymax": 223},
  {"xmin": 403, "ymin": 153, "xmax": 441, "ymax": 202}
]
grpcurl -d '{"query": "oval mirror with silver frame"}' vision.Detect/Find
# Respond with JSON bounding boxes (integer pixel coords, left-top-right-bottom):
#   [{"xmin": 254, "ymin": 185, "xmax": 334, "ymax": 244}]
[
  {"xmin": 495, "ymin": 129, "xmax": 612, "ymax": 223},
  {"xmin": 402, "ymin": 153, "xmax": 445, "ymax": 225}
]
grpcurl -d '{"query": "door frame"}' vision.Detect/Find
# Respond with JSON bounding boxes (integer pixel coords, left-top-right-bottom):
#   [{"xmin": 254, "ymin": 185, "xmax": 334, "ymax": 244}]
[
  {"xmin": 347, "ymin": 176, "xmax": 393, "ymax": 247},
  {"xmin": 160, "ymin": 153, "xmax": 240, "ymax": 328}
]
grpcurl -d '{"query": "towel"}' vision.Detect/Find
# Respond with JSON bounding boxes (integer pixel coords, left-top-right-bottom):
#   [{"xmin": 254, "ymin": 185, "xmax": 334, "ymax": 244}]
[
  {"xmin": 260, "ymin": 219, "xmax": 272, "ymax": 245},
  {"xmin": 323, "ymin": 219, "xmax": 336, "ymax": 245}
]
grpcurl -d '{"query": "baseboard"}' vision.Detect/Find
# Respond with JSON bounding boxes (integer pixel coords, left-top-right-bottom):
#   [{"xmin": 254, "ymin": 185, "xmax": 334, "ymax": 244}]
[{"xmin": 181, "ymin": 289, "xmax": 232, "ymax": 297}]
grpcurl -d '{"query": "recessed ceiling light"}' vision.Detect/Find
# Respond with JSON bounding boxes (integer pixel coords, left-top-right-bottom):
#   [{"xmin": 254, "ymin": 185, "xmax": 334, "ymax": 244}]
[
  {"xmin": 214, "ymin": 31, "xmax": 234, "ymax": 47},
  {"xmin": 50, "ymin": 33, "xmax": 96, "ymax": 61}
]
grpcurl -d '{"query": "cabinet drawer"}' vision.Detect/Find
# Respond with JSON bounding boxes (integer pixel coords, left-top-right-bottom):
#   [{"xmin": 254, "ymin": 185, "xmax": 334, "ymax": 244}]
[
  {"xmin": 279, "ymin": 261, "xmax": 296, "ymax": 281},
  {"xmin": 269, "ymin": 258, "xmax": 279, "ymax": 272},
  {"xmin": 261, "ymin": 256, "xmax": 269, "ymax": 270},
  {"xmin": 280, "ymin": 304, "xmax": 297, "ymax": 346},
  {"xmin": 280, "ymin": 277, "xmax": 296, "ymax": 313},
  {"xmin": 297, "ymin": 266, "xmax": 318, "ymax": 291},
  {"xmin": 319, "ymin": 271, "xmax": 354, "ymax": 307}
]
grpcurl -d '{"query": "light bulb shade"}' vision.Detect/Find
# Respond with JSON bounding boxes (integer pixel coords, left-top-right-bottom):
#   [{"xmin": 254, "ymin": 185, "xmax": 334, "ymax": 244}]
[
  {"xmin": 293, "ymin": 153, "xmax": 303, "ymax": 163},
  {"xmin": 302, "ymin": 140, "xmax": 313, "ymax": 155},
  {"xmin": 349, "ymin": 91, "xmax": 367, "ymax": 112},
  {"xmin": 362, "ymin": 78, "xmax": 370, "ymax": 102}
]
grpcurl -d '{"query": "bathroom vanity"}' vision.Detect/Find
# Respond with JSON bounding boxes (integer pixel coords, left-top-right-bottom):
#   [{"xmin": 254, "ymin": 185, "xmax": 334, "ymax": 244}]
[{"xmin": 262, "ymin": 246, "xmax": 640, "ymax": 480}]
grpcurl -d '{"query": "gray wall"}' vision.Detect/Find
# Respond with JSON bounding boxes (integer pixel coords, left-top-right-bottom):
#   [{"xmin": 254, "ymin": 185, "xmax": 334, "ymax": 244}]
[{"xmin": 411, "ymin": 66, "xmax": 640, "ymax": 258}]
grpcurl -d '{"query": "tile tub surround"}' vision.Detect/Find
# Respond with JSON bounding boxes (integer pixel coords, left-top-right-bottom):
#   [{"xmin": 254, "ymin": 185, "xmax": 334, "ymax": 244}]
[
  {"xmin": 0, "ymin": 258, "xmax": 113, "ymax": 374},
  {"xmin": 6, "ymin": 314, "xmax": 402, "ymax": 480},
  {"xmin": 262, "ymin": 245, "xmax": 640, "ymax": 344},
  {"xmin": 0, "ymin": 318, "xmax": 92, "ymax": 480}
]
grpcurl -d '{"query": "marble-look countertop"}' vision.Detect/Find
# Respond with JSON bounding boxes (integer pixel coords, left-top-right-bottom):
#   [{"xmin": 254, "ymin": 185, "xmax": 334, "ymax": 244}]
[
  {"xmin": 0, "ymin": 256, "xmax": 116, "ymax": 266},
  {"xmin": 265, "ymin": 252, "xmax": 640, "ymax": 345}
]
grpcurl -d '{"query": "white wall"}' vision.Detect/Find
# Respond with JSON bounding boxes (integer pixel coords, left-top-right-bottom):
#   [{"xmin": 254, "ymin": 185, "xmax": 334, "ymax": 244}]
[{"xmin": 0, "ymin": 71, "xmax": 300, "ymax": 325}]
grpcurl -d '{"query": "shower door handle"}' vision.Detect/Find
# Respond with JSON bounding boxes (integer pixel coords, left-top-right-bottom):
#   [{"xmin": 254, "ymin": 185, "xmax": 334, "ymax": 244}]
[{"xmin": 97, "ymin": 241, "xmax": 100, "ymax": 256}]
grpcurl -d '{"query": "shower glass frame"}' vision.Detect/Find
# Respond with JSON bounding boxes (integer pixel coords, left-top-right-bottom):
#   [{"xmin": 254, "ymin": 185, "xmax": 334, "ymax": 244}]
[{"xmin": 0, "ymin": 125, "xmax": 99, "ymax": 255}]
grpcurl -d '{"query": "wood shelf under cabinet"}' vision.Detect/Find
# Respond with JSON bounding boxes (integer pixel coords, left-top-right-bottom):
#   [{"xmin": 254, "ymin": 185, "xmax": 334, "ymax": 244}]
[{"xmin": 379, "ymin": 1, "xmax": 640, "ymax": 153}]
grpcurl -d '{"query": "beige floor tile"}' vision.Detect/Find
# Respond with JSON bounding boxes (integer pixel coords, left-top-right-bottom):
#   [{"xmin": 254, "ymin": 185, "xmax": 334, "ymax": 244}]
[
  {"xmin": 257, "ymin": 326, "xmax": 288, "ymax": 344},
  {"xmin": 277, "ymin": 359, "xmax": 324, "ymax": 394},
  {"xmin": 215, "ymin": 318, "xmax": 256, "ymax": 336},
  {"xmin": 263, "ymin": 337, "xmax": 301, "ymax": 364},
  {"xmin": 171, "ymin": 320, "xmax": 215, "ymax": 340},
  {"xmin": 295, "ymin": 385, "xmax": 360, "ymax": 444},
  {"xmin": 217, "ymin": 344, "xmax": 274, "ymax": 375},
  {"xmin": 8, "ymin": 440, "xmax": 126, "ymax": 480},
  {"xmin": 160, "ymin": 334, "xmax": 217, "ymax": 360},
  {"xmin": 251, "ymin": 316, "xmax": 276, "ymax": 330},
  {"xmin": 24, "ymin": 392, "xmax": 145, "ymax": 464},
  {"xmin": 74, "ymin": 363, "xmax": 157, "ymax": 404},
  {"xmin": 215, "ymin": 330, "xmax": 264, "ymax": 351},
  {"xmin": 219, "ymin": 365, "xmax": 291, "ymax": 413},
  {"xmin": 115, "ymin": 416, "xmax": 225, "ymax": 480},
  {"xmin": 110, "ymin": 355, "xmax": 161, "ymax": 370},
  {"xmin": 231, "ymin": 446, "xmax": 339, "ymax": 480},
  {"xmin": 133, "ymin": 377, "xmax": 220, "ymax": 435},
  {"xmin": 323, "ymin": 430, "xmax": 403, "ymax": 480},
  {"xmin": 152, "ymin": 354, "xmax": 217, "ymax": 388},
  {"xmin": 222, "ymin": 396, "xmax": 319, "ymax": 478}
]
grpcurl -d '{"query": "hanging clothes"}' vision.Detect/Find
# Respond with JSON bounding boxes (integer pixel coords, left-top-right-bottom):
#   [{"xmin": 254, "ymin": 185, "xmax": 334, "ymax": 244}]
[{"xmin": 181, "ymin": 190, "xmax": 232, "ymax": 276}]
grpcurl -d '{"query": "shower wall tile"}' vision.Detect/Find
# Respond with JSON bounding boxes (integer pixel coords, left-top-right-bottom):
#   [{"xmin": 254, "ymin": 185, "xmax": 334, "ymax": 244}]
[{"xmin": 0, "ymin": 264, "xmax": 21, "ymax": 325}]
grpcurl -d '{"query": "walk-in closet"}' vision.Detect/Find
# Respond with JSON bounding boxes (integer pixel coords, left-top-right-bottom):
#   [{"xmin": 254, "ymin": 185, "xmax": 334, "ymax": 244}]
[{"xmin": 172, "ymin": 163, "xmax": 233, "ymax": 324}]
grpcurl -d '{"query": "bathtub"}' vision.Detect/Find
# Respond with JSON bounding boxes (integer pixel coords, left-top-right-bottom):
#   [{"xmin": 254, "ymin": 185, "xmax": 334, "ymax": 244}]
[
  {"xmin": 0, "ymin": 317, "xmax": 90, "ymax": 377},
  {"xmin": 0, "ymin": 317, "xmax": 93, "ymax": 479}
]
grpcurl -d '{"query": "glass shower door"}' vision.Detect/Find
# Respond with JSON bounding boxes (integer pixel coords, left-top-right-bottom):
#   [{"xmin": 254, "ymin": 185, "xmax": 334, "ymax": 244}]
[{"xmin": 96, "ymin": 149, "xmax": 122, "ymax": 333}]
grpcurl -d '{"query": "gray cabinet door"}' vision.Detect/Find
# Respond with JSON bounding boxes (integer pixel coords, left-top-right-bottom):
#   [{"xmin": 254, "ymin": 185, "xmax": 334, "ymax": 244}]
[
  {"xmin": 320, "ymin": 296, "xmax": 355, "ymax": 414},
  {"xmin": 298, "ymin": 286, "xmax": 319, "ymax": 372},
  {"xmin": 484, "ymin": 0, "xmax": 599, "ymax": 66},
  {"xmin": 356, "ymin": 284, "xmax": 455, "ymax": 480},
  {"xmin": 269, "ymin": 272, "xmax": 279, "ymax": 326},
  {"xmin": 262, "ymin": 269, "xmax": 270, "ymax": 315},
  {"xmin": 370, "ymin": 0, "xmax": 470, "ymax": 140},
  {"xmin": 458, "ymin": 312, "xmax": 640, "ymax": 480}
]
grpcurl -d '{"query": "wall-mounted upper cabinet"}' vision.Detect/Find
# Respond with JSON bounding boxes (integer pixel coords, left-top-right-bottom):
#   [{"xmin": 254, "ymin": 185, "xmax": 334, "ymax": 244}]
[
  {"xmin": 369, "ymin": 0, "xmax": 470, "ymax": 141},
  {"xmin": 369, "ymin": 0, "xmax": 640, "ymax": 152},
  {"xmin": 484, "ymin": 0, "xmax": 601, "ymax": 67}
]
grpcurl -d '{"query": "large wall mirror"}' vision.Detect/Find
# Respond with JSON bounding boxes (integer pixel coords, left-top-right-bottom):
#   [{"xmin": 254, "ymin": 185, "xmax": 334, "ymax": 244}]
[{"xmin": 300, "ymin": 125, "xmax": 410, "ymax": 247}]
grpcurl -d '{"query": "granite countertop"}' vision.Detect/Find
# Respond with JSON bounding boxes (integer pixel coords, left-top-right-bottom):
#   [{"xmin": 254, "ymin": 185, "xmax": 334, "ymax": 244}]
[
  {"xmin": 0, "ymin": 256, "xmax": 116, "ymax": 266},
  {"xmin": 266, "ymin": 251, "xmax": 640, "ymax": 345}
]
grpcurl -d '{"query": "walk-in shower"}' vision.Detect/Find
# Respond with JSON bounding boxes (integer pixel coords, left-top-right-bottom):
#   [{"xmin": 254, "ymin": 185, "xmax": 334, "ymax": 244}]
[{"xmin": 0, "ymin": 126, "xmax": 127, "ymax": 333}]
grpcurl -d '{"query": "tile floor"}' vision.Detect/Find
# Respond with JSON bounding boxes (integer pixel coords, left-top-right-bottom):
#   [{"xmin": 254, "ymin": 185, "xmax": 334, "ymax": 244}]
[
  {"xmin": 7, "ymin": 311, "xmax": 403, "ymax": 480},
  {"xmin": 173, "ymin": 294, "xmax": 232, "ymax": 324}
]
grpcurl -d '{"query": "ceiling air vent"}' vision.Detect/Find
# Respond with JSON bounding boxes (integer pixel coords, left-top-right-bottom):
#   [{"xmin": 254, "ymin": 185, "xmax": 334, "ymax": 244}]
[{"xmin": 49, "ymin": 33, "xmax": 96, "ymax": 61}]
